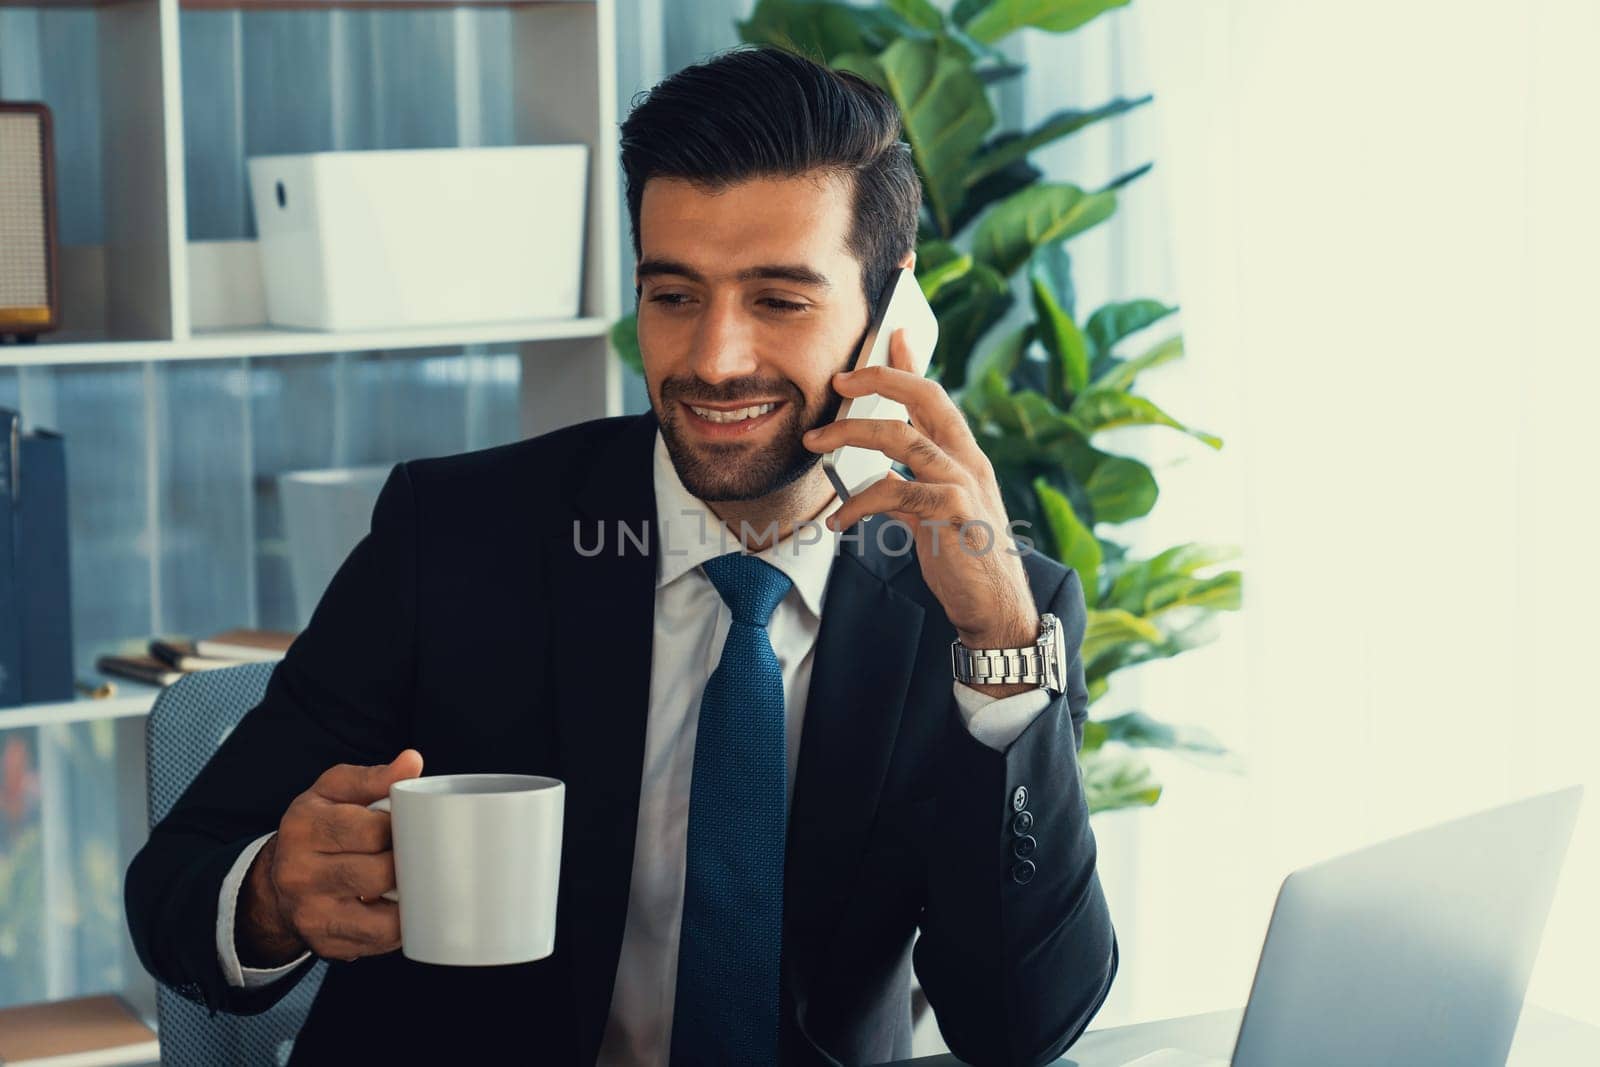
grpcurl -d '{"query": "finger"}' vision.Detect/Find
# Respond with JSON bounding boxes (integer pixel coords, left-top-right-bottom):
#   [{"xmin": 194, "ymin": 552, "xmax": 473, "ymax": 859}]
[
  {"xmin": 310, "ymin": 851, "xmax": 397, "ymax": 900},
  {"xmin": 310, "ymin": 899, "xmax": 402, "ymax": 959},
  {"xmin": 830, "ymin": 473, "xmax": 970, "ymax": 534},
  {"xmin": 887, "ymin": 327, "xmax": 914, "ymax": 373},
  {"xmin": 312, "ymin": 749, "xmax": 424, "ymax": 806},
  {"xmin": 305, "ymin": 805, "xmax": 393, "ymax": 854},
  {"xmin": 833, "ymin": 361, "xmax": 981, "ymax": 461},
  {"xmin": 804, "ymin": 418, "xmax": 964, "ymax": 483}
]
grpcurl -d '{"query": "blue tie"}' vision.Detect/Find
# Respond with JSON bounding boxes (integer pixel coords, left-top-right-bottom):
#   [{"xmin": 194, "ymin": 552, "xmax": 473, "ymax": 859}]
[{"xmin": 670, "ymin": 551, "xmax": 793, "ymax": 1065}]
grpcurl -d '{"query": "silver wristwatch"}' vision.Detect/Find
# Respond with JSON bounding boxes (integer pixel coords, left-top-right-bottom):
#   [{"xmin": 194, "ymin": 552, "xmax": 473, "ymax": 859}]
[{"xmin": 950, "ymin": 613, "xmax": 1068, "ymax": 694}]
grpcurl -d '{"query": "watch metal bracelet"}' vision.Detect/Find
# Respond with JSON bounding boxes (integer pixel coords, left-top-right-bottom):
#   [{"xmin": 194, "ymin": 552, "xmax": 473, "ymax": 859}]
[
  {"xmin": 950, "ymin": 642, "xmax": 1044, "ymax": 685},
  {"xmin": 950, "ymin": 613, "xmax": 1067, "ymax": 693}
]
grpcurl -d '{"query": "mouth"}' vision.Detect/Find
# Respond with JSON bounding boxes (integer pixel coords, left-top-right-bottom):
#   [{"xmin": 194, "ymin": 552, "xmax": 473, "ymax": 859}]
[{"xmin": 680, "ymin": 399, "xmax": 786, "ymax": 438}]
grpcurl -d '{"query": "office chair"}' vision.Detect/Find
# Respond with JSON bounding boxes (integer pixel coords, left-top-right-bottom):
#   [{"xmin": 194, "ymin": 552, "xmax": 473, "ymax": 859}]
[{"xmin": 146, "ymin": 662, "xmax": 327, "ymax": 1066}]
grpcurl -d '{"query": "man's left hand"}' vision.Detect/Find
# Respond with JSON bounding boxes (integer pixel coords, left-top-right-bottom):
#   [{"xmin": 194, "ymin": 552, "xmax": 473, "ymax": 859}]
[{"xmin": 802, "ymin": 327, "xmax": 1041, "ymax": 688}]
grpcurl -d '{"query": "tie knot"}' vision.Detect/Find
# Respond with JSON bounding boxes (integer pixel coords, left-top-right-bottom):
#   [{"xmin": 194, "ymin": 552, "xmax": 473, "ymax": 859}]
[{"xmin": 702, "ymin": 552, "xmax": 793, "ymax": 627}]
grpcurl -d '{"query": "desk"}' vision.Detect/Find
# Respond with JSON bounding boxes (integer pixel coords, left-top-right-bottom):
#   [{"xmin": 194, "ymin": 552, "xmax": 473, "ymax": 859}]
[{"xmin": 892, "ymin": 1003, "xmax": 1600, "ymax": 1066}]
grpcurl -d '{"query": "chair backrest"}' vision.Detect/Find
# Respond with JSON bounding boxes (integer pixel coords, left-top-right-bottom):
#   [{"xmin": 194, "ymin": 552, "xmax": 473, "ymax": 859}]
[{"xmin": 146, "ymin": 662, "xmax": 327, "ymax": 1067}]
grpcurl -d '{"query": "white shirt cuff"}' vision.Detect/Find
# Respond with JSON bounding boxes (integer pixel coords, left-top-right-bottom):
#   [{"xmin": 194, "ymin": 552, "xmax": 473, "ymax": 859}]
[
  {"xmin": 217, "ymin": 832, "xmax": 313, "ymax": 989},
  {"xmin": 953, "ymin": 680, "xmax": 1053, "ymax": 751}
]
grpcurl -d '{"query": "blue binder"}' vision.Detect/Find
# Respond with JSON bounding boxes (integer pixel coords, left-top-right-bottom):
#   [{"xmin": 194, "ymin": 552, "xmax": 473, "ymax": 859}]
[
  {"xmin": 17, "ymin": 427, "xmax": 73, "ymax": 703},
  {"xmin": 0, "ymin": 409, "xmax": 20, "ymax": 707}
]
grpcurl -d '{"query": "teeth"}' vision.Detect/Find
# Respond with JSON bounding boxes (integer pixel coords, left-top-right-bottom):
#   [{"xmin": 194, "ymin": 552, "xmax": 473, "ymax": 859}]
[{"xmin": 690, "ymin": 402, "xmax": 775, "ymax": 424}]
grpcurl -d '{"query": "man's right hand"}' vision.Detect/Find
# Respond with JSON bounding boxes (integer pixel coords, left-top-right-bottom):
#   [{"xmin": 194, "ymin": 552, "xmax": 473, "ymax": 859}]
[{"xmin": 237, "ymin": 749, "xmax": 424, "ymax": 967}]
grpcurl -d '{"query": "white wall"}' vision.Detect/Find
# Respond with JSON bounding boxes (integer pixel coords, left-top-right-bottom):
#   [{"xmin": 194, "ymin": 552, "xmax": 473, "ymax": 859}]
[{"xmin": 1098, "ymin": 0, "xmax": 1600, "ymax": 1027}]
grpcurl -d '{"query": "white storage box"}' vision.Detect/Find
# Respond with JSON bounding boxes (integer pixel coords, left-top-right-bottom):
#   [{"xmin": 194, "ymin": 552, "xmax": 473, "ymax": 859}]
[{"xmin": 247, "ymin": 145, "xmax": 587, "ymax": 331}]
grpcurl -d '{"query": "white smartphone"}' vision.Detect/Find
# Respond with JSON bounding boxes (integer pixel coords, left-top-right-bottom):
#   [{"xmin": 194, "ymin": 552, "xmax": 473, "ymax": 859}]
[{"xmin": 822, "ymin": 267, "xmax": 940, "ymax": 501}]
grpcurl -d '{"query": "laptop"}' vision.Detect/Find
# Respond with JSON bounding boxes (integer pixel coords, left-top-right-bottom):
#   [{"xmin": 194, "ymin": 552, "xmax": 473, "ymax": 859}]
[{"xmin": 1118, "ymin": 786, "xmax": 1583, "ymax": 1067}]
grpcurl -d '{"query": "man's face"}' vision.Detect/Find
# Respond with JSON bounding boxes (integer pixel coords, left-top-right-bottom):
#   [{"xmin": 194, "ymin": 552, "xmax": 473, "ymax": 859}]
[{"xmin": 635, "ymin": 172, "xmax": 871, "ymax": 502}]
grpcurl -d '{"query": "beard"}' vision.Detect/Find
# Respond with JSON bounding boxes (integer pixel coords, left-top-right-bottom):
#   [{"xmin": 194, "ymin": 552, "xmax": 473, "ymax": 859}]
[{"xmin": 654, "ymin": 368, "xmax": 850, "ymax": 503}]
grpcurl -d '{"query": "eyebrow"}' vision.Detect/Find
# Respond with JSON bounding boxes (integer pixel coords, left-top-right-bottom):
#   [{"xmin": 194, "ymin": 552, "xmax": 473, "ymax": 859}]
[{"xmin": 635, "ymin": 257, "xmax": 833, "ymax": 291}]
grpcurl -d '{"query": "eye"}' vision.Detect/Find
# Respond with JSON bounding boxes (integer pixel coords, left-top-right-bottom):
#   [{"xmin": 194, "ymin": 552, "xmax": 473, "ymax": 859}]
[
  {"xmin": 649, "ymin": 293, "xmax": 691, "ymax": 307},
  {"xmin": 762, "ymin": 299, "xmax": 809, "ymax": 314}
]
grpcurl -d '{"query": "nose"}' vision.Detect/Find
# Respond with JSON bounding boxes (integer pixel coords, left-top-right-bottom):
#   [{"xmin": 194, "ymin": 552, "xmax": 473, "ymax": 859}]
[{"xmin": 687, "ymin": 293, "xmax": 760, "ymax": 386}]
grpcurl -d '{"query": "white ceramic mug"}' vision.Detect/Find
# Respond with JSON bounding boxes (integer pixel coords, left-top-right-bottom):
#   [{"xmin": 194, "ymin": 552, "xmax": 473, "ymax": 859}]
[{"xmin": 367, "ymin": 773, "xmax": 565, "ymax": 966}]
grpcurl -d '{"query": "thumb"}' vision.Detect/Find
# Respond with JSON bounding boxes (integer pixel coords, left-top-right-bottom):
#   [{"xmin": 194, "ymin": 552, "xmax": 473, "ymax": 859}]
[
  {"xmin": 385, "ymin": 748, "xmax": 424, "ymax": 786},
  {"xmin": 314, "ymin": 749, "xmax": 424, "ymax": 805},
  {"xmin": 888, "ymin": 327, "xmax": 913, "ymax": 372}
]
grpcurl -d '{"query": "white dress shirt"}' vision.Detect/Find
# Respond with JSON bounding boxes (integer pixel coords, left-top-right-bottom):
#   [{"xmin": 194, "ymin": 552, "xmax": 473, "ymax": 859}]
[{"xmin": 217, "ymin": 430, "xmax": 1052, "ymax": 1066}]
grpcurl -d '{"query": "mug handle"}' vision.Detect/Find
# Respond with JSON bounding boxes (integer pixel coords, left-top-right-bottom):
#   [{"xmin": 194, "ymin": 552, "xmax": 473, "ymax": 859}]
[{"xmin": 366, "ymin": 797, "xmax": 401, "ymax": 903}]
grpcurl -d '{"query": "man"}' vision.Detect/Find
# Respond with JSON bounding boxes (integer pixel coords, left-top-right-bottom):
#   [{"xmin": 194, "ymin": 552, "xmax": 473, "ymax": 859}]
[{"xmin": 125, "ymin": 45, "xmax": 1116, "ymax": 1066}]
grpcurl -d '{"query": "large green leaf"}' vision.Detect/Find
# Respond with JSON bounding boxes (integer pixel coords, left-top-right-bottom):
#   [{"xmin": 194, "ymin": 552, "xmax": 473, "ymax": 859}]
[
  {"xmin": 962, "ymin": 324, "xmax": 1034, "ymax": 391},
  {"xmin": 929, "ymin": 261, "xmax": 1012, "ymax": 389},
  {"xmin": 610, "ymin": 313, "xmax": 643, "ymax": 377},
  {"xmin": 978, "ymin": 430, "xmax": 1089, "ymax": 482},
  {"xmin": 1070, "ymin": 388, "xmax": 1223, "ymax": 449},
  {"xmin": 961, "ymin": 0, "xmax": 1132, "ymax": 45},
  {"xmin": 971, "ymin": 183, "xmax": 1117, "ymax": 276},
  {"xmin": 1085, "ymin": 299, "xmax": 1178, "ymax": 369},
  {"xmin": 915, "ymin": 241, "xmax": 975, "ymax": 304},
  {"xmin": 1093, "ymin": 332, "xmax": 1184, "ymax": 392},
  {"xmin": 1085, "ymin": 614, "xmax": 1218, "ymax": 684},
  {"xmin": 738, "ymin": 0, "xmax": 913, "ymax": 61},
  {"xmin": 966, "ymin": 95, "xmax": 1153, "ymax": 187},
  {"xmin": 886, "ymin": 0, "xmax": 944, "ymax": 31},
  {"xmin": 962, "ymin": 368, "xmax": 1021, "ymax": 430},
  {"xmin": 1140, "ymin": 571, "xmax": 1242, "ymax": 616},
  {"xmin": 965, "ymin": 382, "xmax": 1144, "ymax": 517},
  {"xmin": 1010, "ymin": 389, "xmax": 1080, "ymax": 442},
  {"xmin": 1027, "ymin": 239, "xmax": 1076, "ymax": 320},
  {"xmin": 947, "ymin": 156, "xmax": 1043, "ymax": 237},
  {"xmin": 915, "ymin": 239, "xmax": 964, "ymax": 275},
  {"xmin": 1034, "ymin": 478, "xmax": 1101, "ymax": 599},
  {"xmin": 830, "ymin": 50, "xmax": 889, "ymax": 90},
  {"xmin": 1084, "ymin": 453, "xmax": 1157, "ymax": 523},
  {"xmin": 1081, "ymin": 747, "xmax": 1161, "ymax": 813},
  {"xmin": 1106, "ymin": 542, "xmax": 1242, "ymax": 613},
  {"xmin": 1029, "ymin": 243, "xmax": 1089, "ymax": 403},
  {"xmin": 861, "ymin": 38, "xmax": 996, "ymax": 238},
  {"xmin": 1083, "ymin": 608, "xmax": 1164, "ymax": 665}
]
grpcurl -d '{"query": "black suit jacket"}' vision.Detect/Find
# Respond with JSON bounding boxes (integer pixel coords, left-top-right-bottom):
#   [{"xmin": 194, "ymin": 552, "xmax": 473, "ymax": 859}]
[{"xmin": 125, "ymin": 411, "xmax": 1116, "ymax": 1066}]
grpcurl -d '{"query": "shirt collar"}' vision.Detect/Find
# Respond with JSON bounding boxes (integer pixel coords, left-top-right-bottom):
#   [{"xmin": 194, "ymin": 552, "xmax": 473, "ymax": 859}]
[{"xmin": 653, "ymin": 430, "xmax": 841, "ymax": 618}]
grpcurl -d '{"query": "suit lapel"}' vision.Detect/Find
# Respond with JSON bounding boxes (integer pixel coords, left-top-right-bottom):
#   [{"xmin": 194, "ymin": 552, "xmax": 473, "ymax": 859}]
[
  {"xmin": 786, "ymin": 518, "xmax": 925, "ymax": 953},
  {"xmin": 543, "ymin": 412, "xmax": 660, "ymax": 1064}
]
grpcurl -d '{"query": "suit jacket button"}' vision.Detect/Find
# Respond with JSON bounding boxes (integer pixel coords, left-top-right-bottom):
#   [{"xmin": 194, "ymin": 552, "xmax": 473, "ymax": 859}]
[
  {"xmin": 1012, "ymin": 834, "xmax": 1037, "ymax": 859},
  {"xmin": 1012, "ymin": 786, "xmax": 1029, "ymax": 811},
  {"xmin": 1011, "ymin": 810, "xmax": 1034, "ymax": 835},
  {"xmin": 1011, "ymin": 859, "xmax": 1036, "ymax": 885}
]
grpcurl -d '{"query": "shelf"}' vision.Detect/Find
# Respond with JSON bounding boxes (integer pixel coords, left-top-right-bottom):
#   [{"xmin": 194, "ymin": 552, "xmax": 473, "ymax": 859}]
[
  {"xmin": 0, "ymin": 316, "xmax": 613, "ymax": 368},
  {"xmin": 0, "ymin": 690, "xmax": 158, "ymax": 732}
]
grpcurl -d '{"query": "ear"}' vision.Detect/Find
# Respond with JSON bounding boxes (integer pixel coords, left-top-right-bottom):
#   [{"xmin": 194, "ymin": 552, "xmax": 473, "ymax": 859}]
[{"xmin": 898, "ymin": 249, "xmax": 916, "ymax": 271}]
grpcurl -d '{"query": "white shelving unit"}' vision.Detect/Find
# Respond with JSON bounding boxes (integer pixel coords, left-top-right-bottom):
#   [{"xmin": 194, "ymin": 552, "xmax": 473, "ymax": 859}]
[
  {"xmin": 5, "ymin": 0, "xmax": 623, "ymax": 432},
  {"xmin": 1, "ymin": 0, "xmax": 623, "ymax": 1057}
]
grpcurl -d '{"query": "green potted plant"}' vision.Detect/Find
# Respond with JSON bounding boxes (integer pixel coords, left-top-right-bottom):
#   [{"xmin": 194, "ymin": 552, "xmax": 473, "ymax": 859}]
[{"xmin": 612, "ymin": 0, "xmax": 1241, "ymax": 813}]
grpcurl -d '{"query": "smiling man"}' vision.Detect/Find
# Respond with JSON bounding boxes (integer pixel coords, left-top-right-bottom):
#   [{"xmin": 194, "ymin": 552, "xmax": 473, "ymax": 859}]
[{"xmin": 125, "ymin": 45, "xmax": 1116, "ymax": 1067}]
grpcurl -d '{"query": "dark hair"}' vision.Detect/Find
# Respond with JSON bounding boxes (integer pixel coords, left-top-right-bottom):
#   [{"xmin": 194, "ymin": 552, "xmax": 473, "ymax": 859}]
[{"xmin": 619, "ymin": 44, "xmax": 922, "ymax": 316}]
